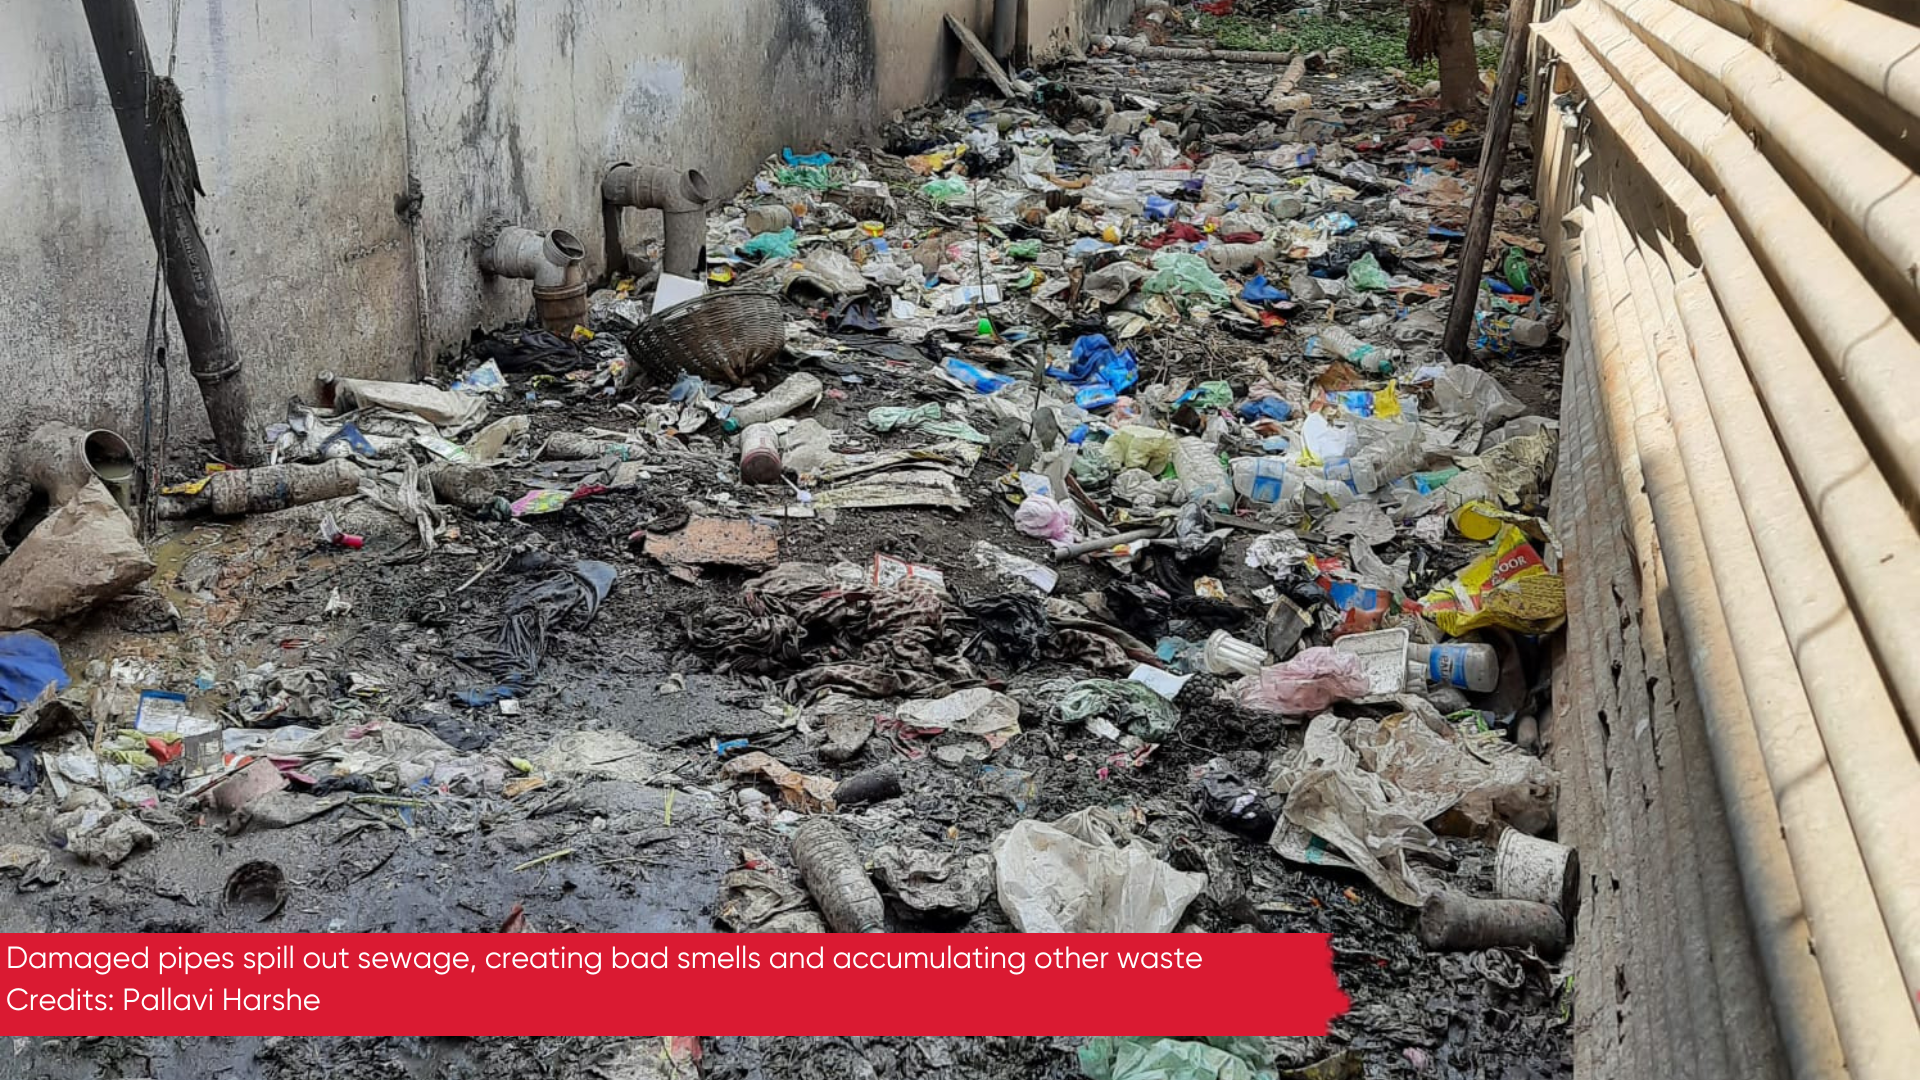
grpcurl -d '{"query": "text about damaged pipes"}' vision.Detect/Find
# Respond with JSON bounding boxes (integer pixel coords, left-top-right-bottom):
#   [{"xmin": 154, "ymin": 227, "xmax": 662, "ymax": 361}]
[{"xmin": 4, "ymin": 933, "xmax": 1348, "ymax": 1034}]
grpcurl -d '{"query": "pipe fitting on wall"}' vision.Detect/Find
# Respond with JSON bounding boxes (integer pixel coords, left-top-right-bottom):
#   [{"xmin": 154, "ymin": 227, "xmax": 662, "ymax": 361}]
[
  {"xmin": 477, "ymin": 224, "xmax": 586, "ymax": 289},
  {"xmin": 601, "ymin": 163, "xmax": 712, "ymax": 279},
  {"xmin": 476, "ymin": 223, "xmax": 589, "ymax": 334}
]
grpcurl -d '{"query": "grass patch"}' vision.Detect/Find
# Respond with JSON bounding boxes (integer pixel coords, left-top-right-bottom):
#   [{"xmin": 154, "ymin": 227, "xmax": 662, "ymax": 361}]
[{"xmin": 1196, "ymin": 9, "xmax": 1502, "ymax": 84}]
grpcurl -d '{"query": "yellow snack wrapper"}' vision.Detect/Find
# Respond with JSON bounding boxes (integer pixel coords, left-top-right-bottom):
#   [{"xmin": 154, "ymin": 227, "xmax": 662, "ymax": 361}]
[{"xmin": 1417, "ymin": 525, "xmax": 1567, "ymax": 635}]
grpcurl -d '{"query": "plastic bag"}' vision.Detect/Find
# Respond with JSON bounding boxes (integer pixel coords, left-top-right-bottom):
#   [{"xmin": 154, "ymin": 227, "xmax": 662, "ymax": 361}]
[
  {"xmin": 1014, "ymin": 495, "xmax": 1077, "ymax": 544},
  {"xmin": 1081, "ymin": 1038, "xmax": 1267, "ymax": 1080},
  {"xmin": 1104, "ymin": 425, "xmax": 1178, "ymax": 473},
  {"xmin": 1240, "ymin": 275, "xmax": 1289, "ymax": 304},
  {"xmin": 1047, "ymin": 335, "xmax": 1140, "ymax": 407},
  {"xmin": 991, "ymin": 809, "xmax": 1206, "ymax": 933},
  {"xmin": 0, "ymin": 481, "xmax": 154, "ymax": 630},
  {"xmin": 1060, "ymin": 678, "xmax": 1180, "ymax": 739},
  {"xmin": 1431, "ymin": 364, "xmax": 1526, "ymax": 427},
  {"xmin": 1143, "ymin": 252, "xmax": 1234, "ymax": 305},
  {"xmin": 1234, "ymin": 648, "xmax": 1370, "ymax": 715},
  {"xmin": 1503, "ymin": 245, "xmax": 1532, "ymax": 291},
  {"xmin": 740, "ymin": 228, "xmax": 797, "ymax": 260},
  {"xmin": 922, "ymin": 176, "xmax": 971, "ymax": 204},
  {"xmin": 1346, "ymin": 251, "xmax": 1391, "ymax": 291}
]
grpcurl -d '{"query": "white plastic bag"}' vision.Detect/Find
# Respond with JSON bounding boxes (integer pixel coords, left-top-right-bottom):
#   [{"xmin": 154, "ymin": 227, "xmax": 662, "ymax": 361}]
[{"xmin": 992, "ymin": 809, "xmax": 1205, "ymax": 932}]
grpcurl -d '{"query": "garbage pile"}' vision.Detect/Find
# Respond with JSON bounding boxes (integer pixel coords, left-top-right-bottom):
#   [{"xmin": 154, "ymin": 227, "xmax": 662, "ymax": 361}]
[{"xmin": 0, "ymin": 4, "xmax": 1568, "ymax": 1074}]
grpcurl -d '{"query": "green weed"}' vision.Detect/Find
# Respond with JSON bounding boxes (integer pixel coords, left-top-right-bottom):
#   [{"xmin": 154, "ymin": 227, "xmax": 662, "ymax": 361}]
[{"xmin": 1196, "ymin": 9, "xmax": 1502, "ymax": 84}]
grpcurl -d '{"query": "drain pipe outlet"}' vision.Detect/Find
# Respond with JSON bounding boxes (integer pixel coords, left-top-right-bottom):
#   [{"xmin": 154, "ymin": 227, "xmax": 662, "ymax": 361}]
[
  {"xmin": 602, "ymin": 163, "xmax": 712, "ymax": 278},
  {"xmin": 477, "ymin": 224, "xmax": 589, "ymax": 334},
  {"xmin": 478, "ymin": 224, "xmax": 585, "ymax": 289}
]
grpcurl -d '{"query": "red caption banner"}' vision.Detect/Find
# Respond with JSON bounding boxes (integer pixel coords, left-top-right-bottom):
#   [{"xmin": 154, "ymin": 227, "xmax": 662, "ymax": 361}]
[{"xmin": 3, "ymin": 933, "xmax": 1348, "ymax": 1035}]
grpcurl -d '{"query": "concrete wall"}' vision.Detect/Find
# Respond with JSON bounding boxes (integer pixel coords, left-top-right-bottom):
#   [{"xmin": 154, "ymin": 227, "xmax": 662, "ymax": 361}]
[{"xmin": 0, "ymin": 0, "xmax": 1133, "ymax": 475}]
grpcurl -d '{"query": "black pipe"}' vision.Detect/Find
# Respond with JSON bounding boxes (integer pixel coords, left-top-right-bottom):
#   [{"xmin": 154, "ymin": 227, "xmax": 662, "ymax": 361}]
[{"xmin": 82, "ymin": 0, "xmax": 255, "ymax": 464}]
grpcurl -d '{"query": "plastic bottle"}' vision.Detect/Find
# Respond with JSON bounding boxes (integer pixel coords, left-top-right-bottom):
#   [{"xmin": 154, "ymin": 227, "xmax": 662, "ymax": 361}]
[
  {"xmin": 738, "ymin": 423, "xmax": 783, "ymax": 484},
  {"xmin": 941, "ymin": 356, "xmax": 1015, "ymax": 394},
  {"xmin": 1306, "ymin": 326, "xmax": 1400, "ymax": 376},
  {"xmin": 1173, "ymin": 437, "xmax": 1233, "ymax": 511},
  {"xmin": 1231, "ymin": 457, "xmax": 1302, "ymax": 507},
  {"xmin": 789, "ymin": 819, "xmax": 886, "ymax": 933},
  {"xmin": 1510, "ymin": 317, "xmax": 1552, "ymax": 348},
  {"xmin": 1409, "ymin": 642, "xmax": 1500, "ymax": 693},
  {"xmin": 744, "ymin": 205, "xmax": 796, "ymax": 235},
  {"xmin": 726, "ymin": 373, "xmax": 824, "ymax": 430}
]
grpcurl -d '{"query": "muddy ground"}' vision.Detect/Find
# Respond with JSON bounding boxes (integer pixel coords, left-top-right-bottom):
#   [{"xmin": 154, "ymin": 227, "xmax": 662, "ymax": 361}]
[{"xmin": 2, "ymin": 6, "xmax": 1569, "ymax": 1079}]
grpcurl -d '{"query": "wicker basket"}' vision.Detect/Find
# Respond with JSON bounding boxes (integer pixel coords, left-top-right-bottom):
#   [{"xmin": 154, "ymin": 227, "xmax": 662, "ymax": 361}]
[{"xmin": 621, "ymin": 290, "xmax": 785, "ymax": 388}]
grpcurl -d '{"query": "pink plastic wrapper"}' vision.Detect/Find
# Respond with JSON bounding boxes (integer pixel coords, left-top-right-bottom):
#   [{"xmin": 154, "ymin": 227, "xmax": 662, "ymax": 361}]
[
  {"xmin": 1234, "ymin": 647, "xmax": 1371, "ymax": 715},
  {"xmin": 1014, "ymin": 495, "xmax": 1076, "ymax": 544}
]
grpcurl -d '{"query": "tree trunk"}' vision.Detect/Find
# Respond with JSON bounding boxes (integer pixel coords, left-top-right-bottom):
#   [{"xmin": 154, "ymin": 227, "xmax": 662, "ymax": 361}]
[{"xmin": 1437, "ymin": 0, "xmax": 1480, "ymax": 114}]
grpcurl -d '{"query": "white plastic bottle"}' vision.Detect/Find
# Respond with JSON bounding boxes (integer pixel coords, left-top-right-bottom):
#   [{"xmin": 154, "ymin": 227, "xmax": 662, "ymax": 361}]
[
  {"xmin": 1307, "ymin": 326, "xmax": 1401, "ymax": 376},
  {"xmin": 1174, "ymin": 437, "xmax": 1234, "ymax": 511},
  {"xmin": 1231, "ymin": 457, "xmax": 1304, "ymax": 508},
  {"xmin": 1409, "ymin": 642, "xmax": 1500, "ymax": 693}
]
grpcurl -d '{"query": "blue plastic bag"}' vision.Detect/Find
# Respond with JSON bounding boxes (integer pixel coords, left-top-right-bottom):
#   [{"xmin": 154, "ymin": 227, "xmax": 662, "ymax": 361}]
[
  {"xmin": 1144, "ymin": 194, "xmax": 1179, "ymax": 221},
  {"xmin": 1240, "ymin": 275, "xmax": 1289, "ymax": 304},
  {"xmin": 1236, "ymin": 397, "xmax": 1293, "ymax": 422},
  {"xmin": 781, "ymin": 148, "xmax": 833, "ymax": 167},
  {"xmin": 0, "ymin": 631, "xmax": 68, "ymax": 715},
  {"xmin": 1045, "ymin": 335, "xmax": 1139, "ymax": 409}
]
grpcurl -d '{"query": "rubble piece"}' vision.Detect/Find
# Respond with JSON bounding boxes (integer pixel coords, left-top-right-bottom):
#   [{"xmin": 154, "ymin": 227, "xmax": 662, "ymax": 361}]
[
  {"xmin": 201, "ymin": 758, "xmax": 288, "ymax": 813},
  {"xmin": 0, "ymin": 479, "xmax": 153, "ymax": 630},
  {"xmin": 791, "ymin": 818, "xmax": 885, "ymax": 933},
  {"xmin": 1417, "ymin": 891, "xmax": 1568, "ymax": 958},
  {"xmin": 643, "ymin": 518, "xmax": 779, "ymax": 572}
]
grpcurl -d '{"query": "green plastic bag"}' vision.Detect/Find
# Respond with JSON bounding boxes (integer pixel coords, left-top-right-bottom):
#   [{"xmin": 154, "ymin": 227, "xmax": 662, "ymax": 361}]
[
  {"xmin": 1059, "ymin": 679, "xmax": 1179, "ymax": 740},
  {"xmin": 1080, "ymin": 1037, "xmax": 1272, "ymax": 1080},
  {"xmin": 1006, "ymin": 239, "xmax": 1043, "ymax": 261},
  {"xmin": 1503, "ymin": 246, "xmax": 1532, "ymax": 291},
  {"xmin": 740, "ymin": 228, "xmax": 797, "ymax": 260},
  {"xmin": 1346, "ymin": 252, "xmax": 1390, "ymax": 292},
  {"xmin": 1144, "ymin": 252, "xmax": 1233, "ymax": 305},
  {"xmin": 775, "ymin": 164, "xmax": 837, "ymax": 191},
  {"xmin": 922, "ymin": 176, "xmax": 971, "ymax": 204},
  {"xmin": 868, "ymin": 403, "xmax": 944, "ymax": 431},
  {"xmin": 1187, "ymin": 380, "xmax": 1234, "ymax": 409}
]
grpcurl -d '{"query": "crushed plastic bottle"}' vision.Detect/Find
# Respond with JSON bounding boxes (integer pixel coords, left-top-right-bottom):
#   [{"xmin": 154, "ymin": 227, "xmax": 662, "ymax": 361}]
[
  {"xmin": 943, "ymin": 356, "xmax": 1015, "ymax": 395},
  {"xmin": 1305, "ymin": 325, "xmax": 1400, "ymax": 376},
  {"xmin": 1173, "ymin": 437, "xmax": 1233, "ymax": 511}
]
